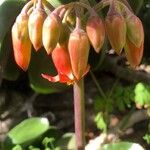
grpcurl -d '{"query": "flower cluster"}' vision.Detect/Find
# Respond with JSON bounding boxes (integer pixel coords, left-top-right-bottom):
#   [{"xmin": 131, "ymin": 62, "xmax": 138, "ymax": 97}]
[
  {"xmin": 11, "ymin": 0, "xmax": 144, "ymax": 84},
  {"xmin": 105, "ymin": 1, "xmax": 144, "ymax": 68}
]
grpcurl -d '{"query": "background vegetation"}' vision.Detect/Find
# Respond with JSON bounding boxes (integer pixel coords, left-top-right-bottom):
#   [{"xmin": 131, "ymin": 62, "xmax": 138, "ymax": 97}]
[{"xmin": 0, "ymin": 0, "xmax": 150, "ymax": 149}]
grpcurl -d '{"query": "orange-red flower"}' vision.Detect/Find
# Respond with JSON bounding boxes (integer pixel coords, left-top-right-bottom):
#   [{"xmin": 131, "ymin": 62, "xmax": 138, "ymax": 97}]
[
  {"xmin": 28, "ymin": 7, "xmax": 46, "ymax": 50},
  {"xmin": 42, "ymin": 13, "xmax": 61, "ymax": 54},
  {"xmin": 42, "ymin": 28, "xmax": 90, "ymax": 84},
  {"xmin": 42, "ymin": 44, "xmax": 75, "ymax": 84},
  {"xmin": 12, "ymin": 13, "xmax": 31, "ymax": 71},
  {"xmin": 86, "ymin": 15, "xmax": 105, "ymax": 53},
  {"xmin": 68, "ymin": 28, "xmax": 90, "ymax": 81},
  {"xmin": 105, "ymin": 3, "xmax": 126, "ymax": 54},
  {"xmin": 126, "ymin": 14, "xmax": 144, "ymax": 48},
  {"xmin": 124, "ymin": 38, "xmax": 144, "ymax": 68}
]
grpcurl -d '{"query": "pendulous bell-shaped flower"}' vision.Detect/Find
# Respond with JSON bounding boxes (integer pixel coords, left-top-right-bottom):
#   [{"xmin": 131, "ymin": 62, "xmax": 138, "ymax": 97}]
[
  {"xmin": 28, "ymin": 3, "xmax": 46, "ymax": 51},
  {"xmin": 124, "ymin": 38, "xmax": 144, "ymax": 68},
  {"xmin": 12, "ymin": 13, "xmax": 31, "ymax": 71},
  {"xmin": 42, "ymin": 43, "xmax": 75, "ymax": 84},
  {"xmin": 86, "ymin": 14, "xmax": 105, "ymax": 53},
  {"xmin": 126, "ymin": 14, "xmax": 144, "ymax": 48},
  {"xmin": 68, "ymin": 28, "xmax": 90, "ymax": 80},
  {"xmin": 42, "ymin": 12, "xmax": 61, "ymax": 54},
  {"xmin": 105, "ymin": 2, "xmax": 126, "ymax": 54}
]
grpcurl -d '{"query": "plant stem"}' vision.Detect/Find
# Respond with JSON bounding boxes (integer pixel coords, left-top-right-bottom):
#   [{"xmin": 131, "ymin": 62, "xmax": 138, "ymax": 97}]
[
  {"xmin": 73, "ymin": 79, "xmax": 85, "ymax": 150},
  {"xmin": 90, "ymin": 71, "xmax": 107, "ymax": 99}
]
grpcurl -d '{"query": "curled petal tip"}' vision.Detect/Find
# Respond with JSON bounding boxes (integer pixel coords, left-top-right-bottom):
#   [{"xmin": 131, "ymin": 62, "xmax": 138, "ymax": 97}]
[
  {"xmin": 41, "ymin": 73, "xmax": 60, "ymax": 82},
  {"xmin": 41, "ymin": 73, "xmax": 74, "ymax": 85}
]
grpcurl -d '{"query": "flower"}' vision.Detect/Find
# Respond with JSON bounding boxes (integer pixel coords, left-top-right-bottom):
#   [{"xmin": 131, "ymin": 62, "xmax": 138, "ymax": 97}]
[
  {"xmin": 68, "ymin": 28, "xmax": 90, "ymax": 80},
  {"xmin": 42, "ymin": 44, "xmax": 75, "ymax": 84},
  {"xmin": 12, "ymin": 13, "xmax": 31, "ymax": 71},
  {"xmin": 86, "ymin": 15, "xmax": 105, "ymax": 53},
  {"xmin": 126, "ymin": 14, "xmax": 144, "ymax": 48},
  {"xmin": 105, "ymin": 2, "xmax": 126, "ymax": 54},
  {"xmin": 42, "ymin": 12, "xmax": 61, "ymax": 54},
  {"xmin": 124, "ymin": 38, "xmax": 144, "ymax": 68},
  {"xmin": 28, "ymin": 7, "xmax": 46, "ymax": 50}
]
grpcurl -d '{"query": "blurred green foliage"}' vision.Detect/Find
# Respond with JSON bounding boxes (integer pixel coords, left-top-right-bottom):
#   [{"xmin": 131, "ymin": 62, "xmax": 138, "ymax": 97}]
[
  {"xmin": 94, "ymin": 82, "xmax": 150, "ymax": 132},
  {"xmin": 3, "ymin": 117, "xmax": 76, "ymax": 150}
]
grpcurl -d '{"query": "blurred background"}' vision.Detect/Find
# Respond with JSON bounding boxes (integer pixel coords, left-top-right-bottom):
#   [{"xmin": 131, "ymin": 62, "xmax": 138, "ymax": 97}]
[{"xmin": 0, "ymin": 0, "xmax": 150, "ymax": 149}]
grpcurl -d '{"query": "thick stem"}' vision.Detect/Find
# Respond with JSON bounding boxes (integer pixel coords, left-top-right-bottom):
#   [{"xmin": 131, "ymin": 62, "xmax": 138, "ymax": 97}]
[
  {"xmin": 73, "ymin": 79, "xmax": 85, "ymax": 150},
  {"xmin": 76, "ymin": 14, "xmax": 81, "ymax": 29},
  {"xmin": 37, "ymin": 0, "xmax": 43, "ymax": 9}
]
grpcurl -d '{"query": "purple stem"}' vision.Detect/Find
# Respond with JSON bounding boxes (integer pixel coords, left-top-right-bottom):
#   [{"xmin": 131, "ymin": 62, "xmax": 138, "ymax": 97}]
[{"xmin": 73, "ymin": 79, "xmax": 85, "ymax": 150}]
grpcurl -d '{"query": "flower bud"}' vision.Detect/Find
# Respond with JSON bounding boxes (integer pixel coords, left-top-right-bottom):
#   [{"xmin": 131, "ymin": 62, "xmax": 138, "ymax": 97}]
[
  {"xmin": 42, "ymin": 44, "xmax": 75, "ymax": 84},
  {"xmin": 68, "ymin": 29, "xmax": 90, "ymax": 80},
  {"xmin": 28, "ymin": 8, "xmax": 46, "ymax": 51},
  {"xmin": 42, "ymin": 13, "xmax": 61, "ymax": 54},
  {"xmin": 12, "ymin": 13, "xmax": 31, "ymax": 71},
  {"xmin": 105, "ymin": 4, "xmax": 126, "ymax": 54},
  {"xmin": 124, "ymin": 38, "xmax": 143, "ymax": 68},
  {"xmin": 86, "ymin": 15, "xmax": 105, "ymax": 53},
  {"xmin": 126, "ymin": 14, "xmax": 144, "ymax": 48}
]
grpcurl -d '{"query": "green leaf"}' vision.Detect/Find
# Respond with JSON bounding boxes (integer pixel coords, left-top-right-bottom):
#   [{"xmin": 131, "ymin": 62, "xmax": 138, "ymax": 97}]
[
  {"xmin": 43, "ymin": 127, "xmax": 62, "ymax": 142},
  {"xmin": 94, "ymin": 96, "xmax": 106, "ymax": 112},
  {"xmin": 0, "ymin": 0, "xmax": 25, "ymax": 43},
  {"xmin": 42, "ymin": 137, "xmax": 55, "ymax": 149},
  {"xmin": 28, "ymin": 49, "xmax": 67, "ymax": 94},
  {"xmin": 116, "ymin": 97, "xmax": 126, "ymax": 112},
  {"xmin": 12, "ymin": 145, "xmax": 23, "ymax": 150},
  {"xmin": 128, "ymin": 0, "xmax": 144, "ymax": 14},
  {"xmin": 28, "ymin": 145, "xmax": 40, "ymax": 150},
  {"xmin": 101, "ymin": 142, "xmax": 145, "ymax": 150},
  {"xmin": 8, "ymin": 117, "xmax": 49, "ymax": 144},
  {"xmin": 143, "ymin": 134, "xmax": 150, "ymax": 144},
  {"xmin": 55, "ymin": 133, "xmax": 75, "ymax": 150},
  {"xmin": 134, "ymin": 82, "xmax": 150, "ymax": 107},
  {"xmin": 94, "ymin": 113, "xmax": 107, "ymax": 132},
  {"xmin": 0, "ymin": 32, "xmax": 20, "ymax": 80}
]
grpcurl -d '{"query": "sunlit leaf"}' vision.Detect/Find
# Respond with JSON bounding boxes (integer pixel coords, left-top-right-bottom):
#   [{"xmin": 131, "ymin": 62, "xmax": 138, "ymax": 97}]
[
  {"xmin": 134, "ymin": 82, "xmax": 150, "ymax": 107},
  {"xmin": 94, "ymin": 112, "xmax": 107, "ymax": 132},
  {"xmin": 8, "ymin": 117, "xmax": 49, "ymax": 144},
  {"xmin": 143, "ymin": 134, "xmax": 150, "ymax": 144},
  {"xmin": 12, "ymin": 145, "xmax": 23, "ymax": 150},
  {"xmin": 28, "ymin": 145, "xmax": 40, "ymax": 150}
]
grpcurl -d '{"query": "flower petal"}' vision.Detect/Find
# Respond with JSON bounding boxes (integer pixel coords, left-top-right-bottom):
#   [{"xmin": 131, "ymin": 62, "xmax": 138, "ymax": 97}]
[
  {"xmin": 41, "ymin": 74, "xmax": 60, "ymax": 82},
  {"xmin": 41, "ymin": 73, "xmax": 74, "ymax": 84}
]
